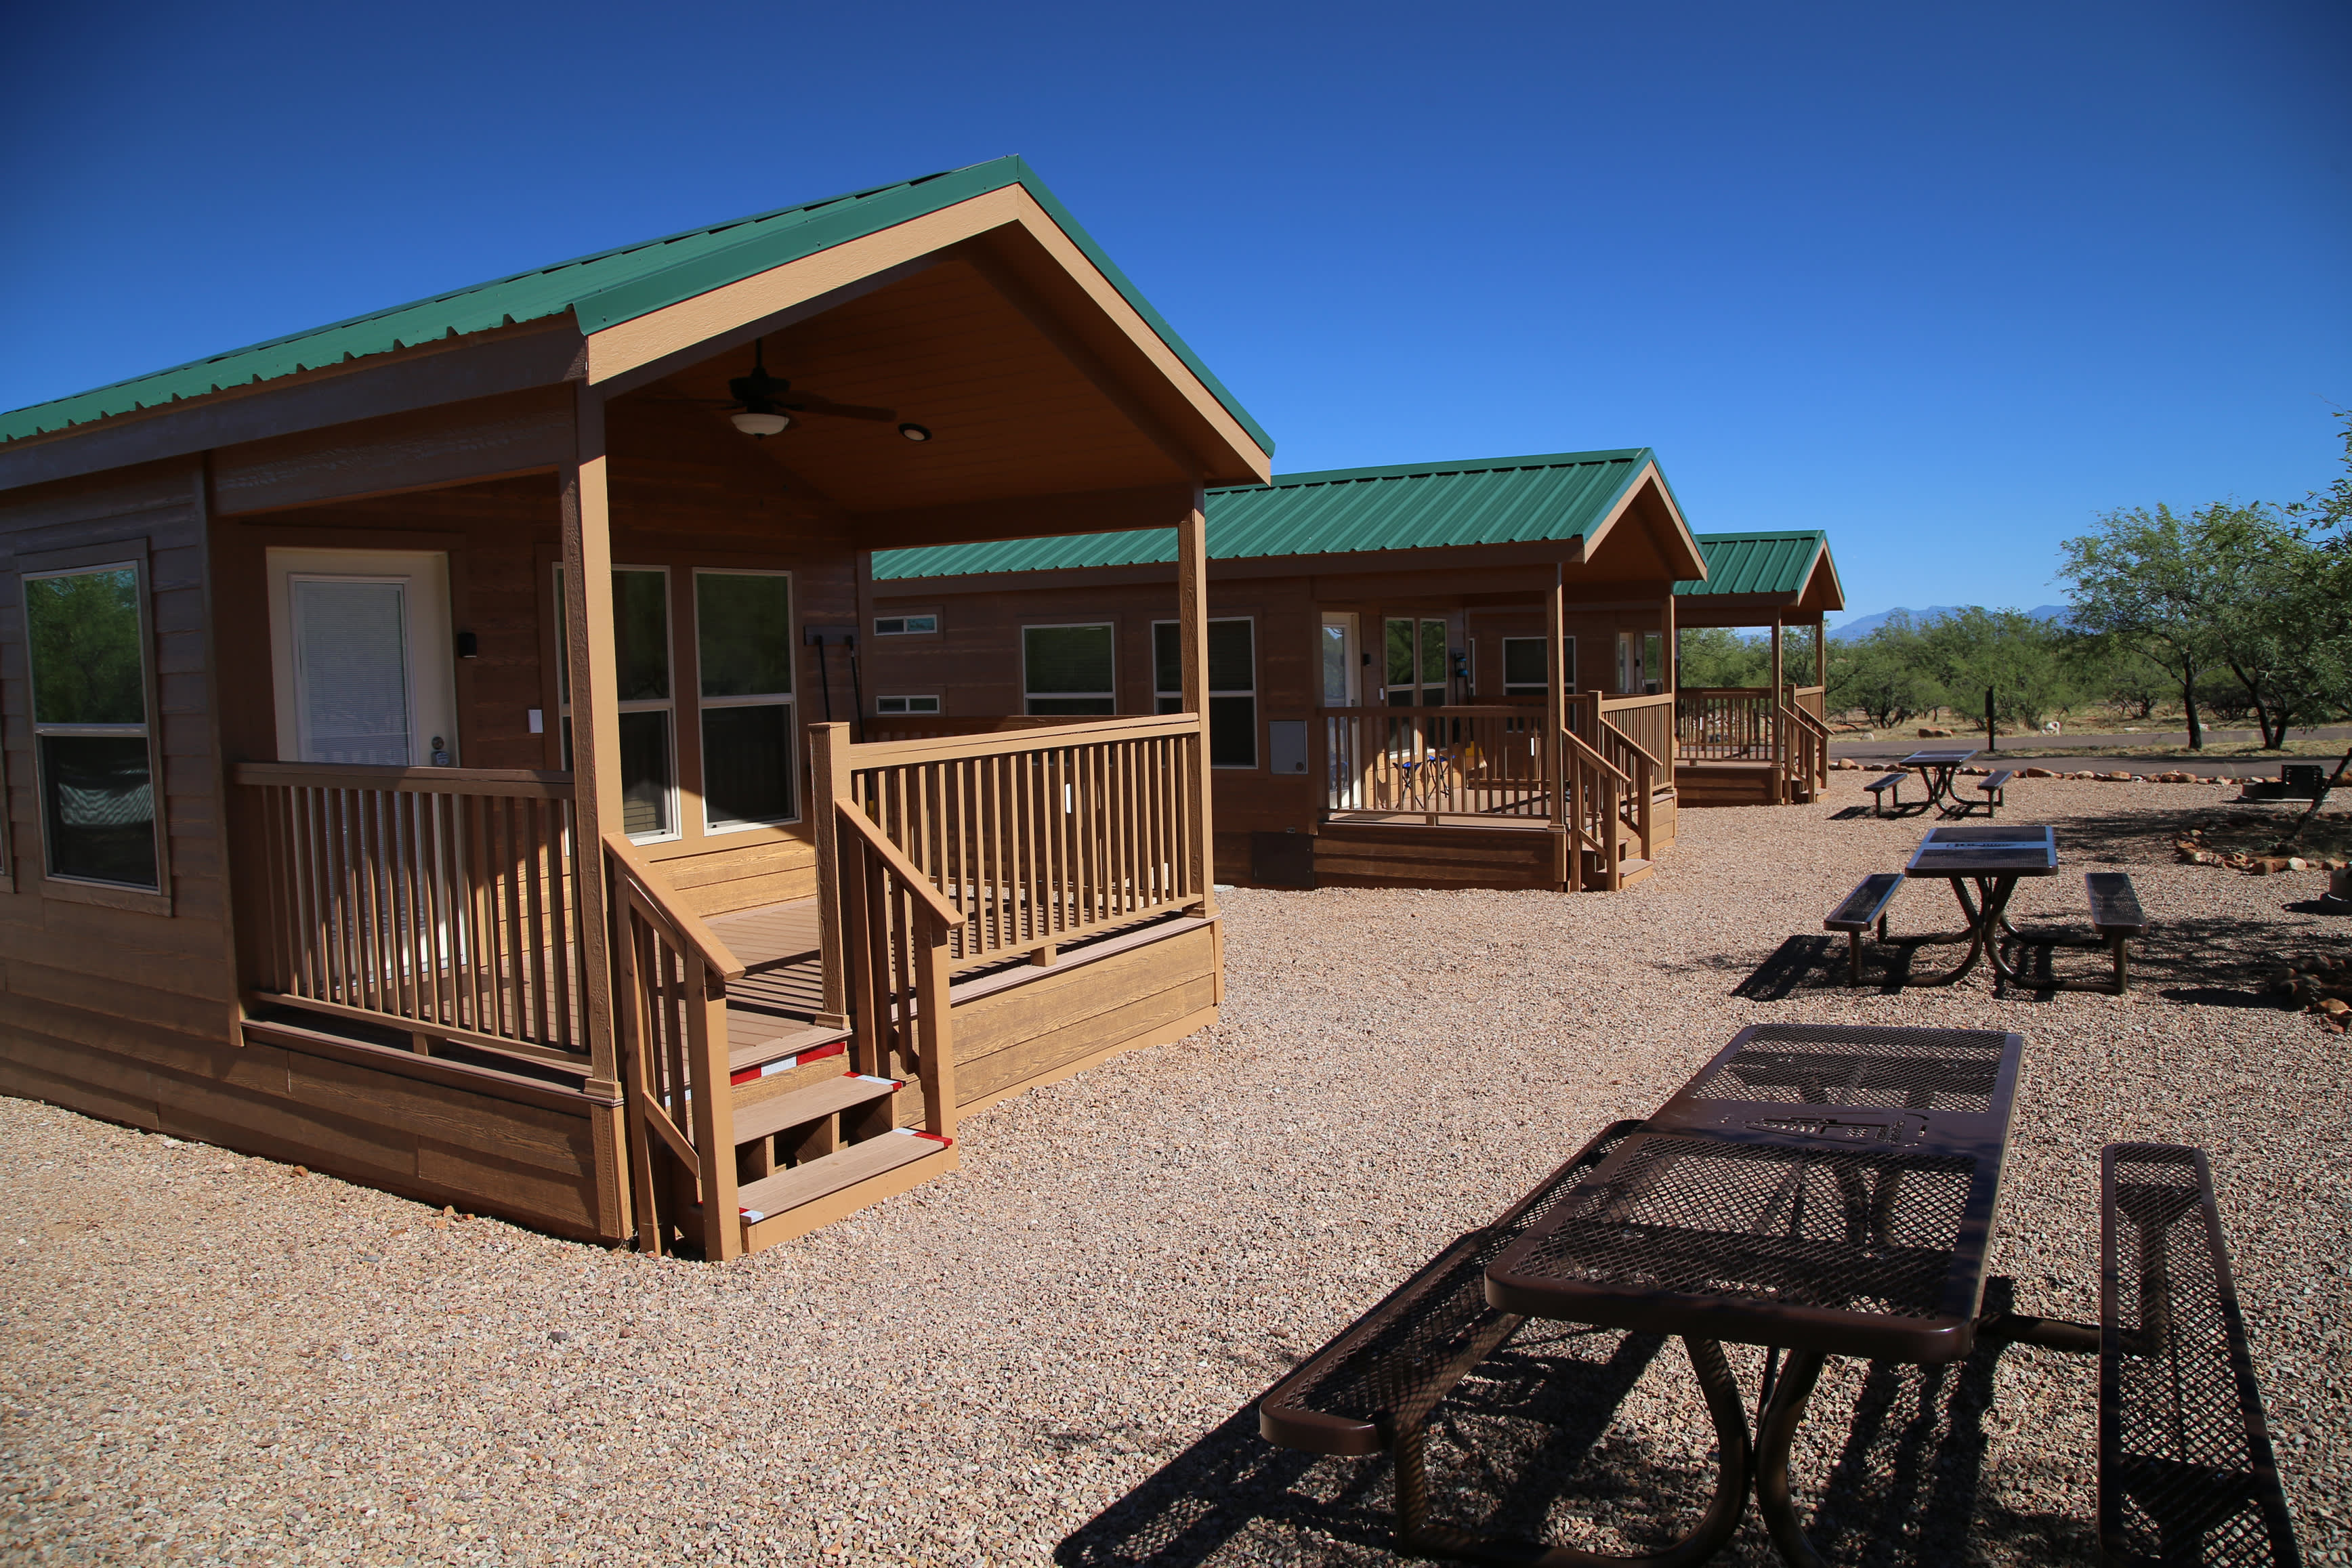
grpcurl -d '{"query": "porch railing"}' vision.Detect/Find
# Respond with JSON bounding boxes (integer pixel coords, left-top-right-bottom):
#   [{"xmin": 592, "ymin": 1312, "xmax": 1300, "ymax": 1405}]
[
  {"xmin": 1318, "ymin": 706, "xmax": 1552, "ymax": 820},
  {"xmin": 1674, "ymin": 685, "xmax": 1831, "ymax": 801},
  {"xmin": 834, "ymin": 802, "xmax": 960, "ymax": 1132},
  {"xmin": 234, "ymin": 762, "xmax": 593, "ymax": 1072},
  {"xmin": 607, "ymin": 833, "xmax": 745, "ymax": 1260},
  {"xmin": 858, "ymin": 715, "xmax": 1102, "ymax": 744},
  {"xmin": 1675, "ymin": 687, "xmax": 1779, "ymax": 761},
  {"xmin": 1318, "ymin": 704, "xmax": 1659, "ymax": 887},
  {"xmin": 833, "ymin": 713, "xmax": 1208, "ymax": 973}
]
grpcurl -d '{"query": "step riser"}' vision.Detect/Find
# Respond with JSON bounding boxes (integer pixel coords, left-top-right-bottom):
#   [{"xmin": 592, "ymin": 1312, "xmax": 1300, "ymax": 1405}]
[{"xmin": 741, "ymin": 1144, "xmax": 959, "ymax": 1254}]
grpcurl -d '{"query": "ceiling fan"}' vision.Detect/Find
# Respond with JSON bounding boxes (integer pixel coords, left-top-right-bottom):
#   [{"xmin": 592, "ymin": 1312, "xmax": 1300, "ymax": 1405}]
[{"xmin": 656, "ymin": 337, "xmax": 931, "ymax": 441}]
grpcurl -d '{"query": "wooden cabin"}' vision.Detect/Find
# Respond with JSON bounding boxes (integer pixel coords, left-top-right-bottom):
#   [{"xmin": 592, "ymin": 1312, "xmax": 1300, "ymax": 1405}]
[
  {"xmin": 860, "ymin": 451, "xmax": 1707, "ymax": 893},
  {"xmin": 1670, "ymin": 529, "xmax": 1845, "ymax": 807},
  {"xmin": 0, "ymin": 157, "xmax": 1276, "ymax": 1258}
]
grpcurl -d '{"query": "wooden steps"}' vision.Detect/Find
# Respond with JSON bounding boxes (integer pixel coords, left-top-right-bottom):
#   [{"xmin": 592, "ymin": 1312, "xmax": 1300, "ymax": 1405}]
[
  {"xmin": 732, "ymin": 1071, "xmax": 897, "ymax": 1147},
  {"xmin": 737, "ymin": 1132, "xmax": 959, "ymax": 1253}
]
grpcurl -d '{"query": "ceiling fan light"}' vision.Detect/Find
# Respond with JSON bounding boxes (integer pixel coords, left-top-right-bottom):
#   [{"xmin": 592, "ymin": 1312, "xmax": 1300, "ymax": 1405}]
[
  {"xmin": 731, "ymin": 410, "xmax": 791, "ymax": 437},
  {"xmin": 898, "ymin": 422, "xmax": 932, "ymax": 443}
]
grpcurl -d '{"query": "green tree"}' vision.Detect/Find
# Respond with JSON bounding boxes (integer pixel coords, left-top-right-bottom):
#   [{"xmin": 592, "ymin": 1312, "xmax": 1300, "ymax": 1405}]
[
  {"xmin": 2059, "ymin": 504, "xmax": 2221, "ymax": 748},
  {"xmin": 1917, "ymin": 608, "xmax": 2076, "ymax": 732},
  {"xmin": 1828, "ymin": 613, "xmax": 1942, "ymax": 726},
  {"xmin": 1676, "ymin": 627, "xmax": 1771, "ymax": 687}
]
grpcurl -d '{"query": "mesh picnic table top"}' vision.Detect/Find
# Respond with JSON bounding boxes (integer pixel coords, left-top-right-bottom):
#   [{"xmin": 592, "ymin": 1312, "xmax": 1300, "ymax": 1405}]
[{"xmin": 1486, "ymin": 1025, "xmax": 2023, "ymax": 1363}]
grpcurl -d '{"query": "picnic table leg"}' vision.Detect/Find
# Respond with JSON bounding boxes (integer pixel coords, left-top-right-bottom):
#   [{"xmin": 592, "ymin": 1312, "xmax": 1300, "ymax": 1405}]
[
  {"xmin": 1389, "ymin": 1336, "xmax": 1752, "ymax": 1566},
  {"xmin": 1895, "ymin": 878, "xmax": 1996, "ymax": 986},
  {"xmin": 1753, "ymin": 1349, "xmax": 1832, "ymax": 1568}
]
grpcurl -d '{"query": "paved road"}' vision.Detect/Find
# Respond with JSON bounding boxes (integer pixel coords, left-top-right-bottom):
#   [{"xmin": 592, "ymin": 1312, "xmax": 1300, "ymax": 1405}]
[{"xmin": 1828, "ymin": 723, "xmax": 2352, "ymax": 780}]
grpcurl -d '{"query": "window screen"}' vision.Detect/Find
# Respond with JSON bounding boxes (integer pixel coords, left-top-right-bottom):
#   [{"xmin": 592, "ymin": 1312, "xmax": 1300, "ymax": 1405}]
[
  {"xmin": 1153, "ymin": 620, "xmax": 1256, "ymax": 767},
  {"xmin": 24, "ymin": 564, "xmax": 158, "ymax": 889},
  {"xmin": 696, "ymin": 571, "xmax": 795, "ymax": 830},
  {"xmin": 1502, "ymin": 636, "xmax": 1573, "ymax": 697},
  {"xmin": 1023, "ymin": 624, "xmax": 1115, "ymax": 715}
]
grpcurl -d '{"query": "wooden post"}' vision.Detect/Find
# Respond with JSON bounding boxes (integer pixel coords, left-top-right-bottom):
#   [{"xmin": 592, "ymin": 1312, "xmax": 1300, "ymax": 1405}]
[
  {"xmin": 807, "ymin": 722, "xmax": 852, "ymax": 1029},
  {"xmin": 1769, "ymin": 617, "xmax": 1786, "ymax": 805},
  {"xmin": 1662, "ymin": 593, "xmax": 1678, "ymax": 770},
  {"xmin": 1813, "ymin": 614, "xmax": 1827, "ymax": 690},
  {"xmin": 1177, "ymin": 498, "xmax": 1217, "ymax": 917},
  {"xmin": 685, "ymin": 955, "xmax": 742, "ymax": 1262},
  {"xmin": 1548, "ymin": 573, "xmax": 1574, "ymax": 891},
  {"xmin": 560, "ymin": 386, "xmax": 631, "ymax": 1244},
  {"xmin": 916, "ymin": 917, "xmax": 957, "ymax": 1140}
]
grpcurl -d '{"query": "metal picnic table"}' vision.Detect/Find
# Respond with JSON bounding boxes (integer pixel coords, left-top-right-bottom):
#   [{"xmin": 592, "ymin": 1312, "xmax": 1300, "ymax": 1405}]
[
  {"xmin": 1899, "ymin": 748, "xmax": 1981, "ymax": 817},
  {"xmin": 1482, "ymin": 1023, "xmax": 2025, "ymax": 1565},
  {"xmin": 1898, "ymin": 823, "xmax": 2059, "ymax": 990}
]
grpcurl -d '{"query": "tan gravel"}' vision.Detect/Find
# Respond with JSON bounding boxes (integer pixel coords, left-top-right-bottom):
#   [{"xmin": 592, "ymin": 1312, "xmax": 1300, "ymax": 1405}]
[{"xmin": 3, "ymin": 775, "xmax": 2347, "ymax": 1566}]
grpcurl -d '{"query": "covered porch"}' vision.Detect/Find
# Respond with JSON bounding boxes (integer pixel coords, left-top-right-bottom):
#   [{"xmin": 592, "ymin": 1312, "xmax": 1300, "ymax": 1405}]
[
  {"xmin": 98, "ymin": 158, "xmax": 1272, "ymax": 1258},
  {"xmin": 1671, "ymin": 530, "xmax": 1845, "ymax": 807}
]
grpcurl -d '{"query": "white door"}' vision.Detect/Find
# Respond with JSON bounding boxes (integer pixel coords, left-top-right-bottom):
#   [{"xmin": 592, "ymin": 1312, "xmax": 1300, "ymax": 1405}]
[
  {"xmin": 268, "ymin": 549, "xmax": 458, "ymax": 765},
  {"xmin": 1320, "ymin": 612, "xmax": 1359, "ymax": 708}
]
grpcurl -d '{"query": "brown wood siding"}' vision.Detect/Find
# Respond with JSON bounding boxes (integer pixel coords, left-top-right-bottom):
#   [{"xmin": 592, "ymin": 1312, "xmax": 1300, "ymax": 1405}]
[
  {"xmin": 0, "ymin": 460, "xmax": 243, "ymax": 1147},
  {"xmin": 930, "ymin": 921, "xmax": 1216, "ymax": 1114}
]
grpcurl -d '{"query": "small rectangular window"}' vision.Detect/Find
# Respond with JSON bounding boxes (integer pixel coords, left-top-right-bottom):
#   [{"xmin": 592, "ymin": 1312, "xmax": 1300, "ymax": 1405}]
[
  {"xmin": 1502, "ymin": 635, "xmax": 1574, "ymax": 698},
  {"xmin": 555, "ymin": 564, "xmax": 677, "ymax": 839},
  {"xmin": 23, "ymin": 561, "xmax": 159, "ymax": 890},
  {"xmin": 696, "ymin": 570, "xmax": 795, "ymax": 831},
  {"xmin": 1022, "ymin": 624, "xmax": 1115, "ymax": 715},
  {"xmin": 873, "ymin": 614, "xmax": 938, "ymax": 636},
  {"xmin": 876, "ymin": 695, "xmax": 941, "ymax": 715},
  {"xmin": 1153, "ymin": 619, "xmax": 1257, "ymax": 767}
]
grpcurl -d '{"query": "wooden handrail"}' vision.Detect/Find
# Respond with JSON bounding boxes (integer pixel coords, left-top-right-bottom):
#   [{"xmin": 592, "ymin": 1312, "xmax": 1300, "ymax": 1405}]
[
  {"xmin": 601, "ymin": 832, "xmax": 745, "ymax": 982},
  {"xmin": 844, "ymin": 710, "xmax": 1200, "ymax": 763},
  {"xmin": 1318, "ymin": 704, "xmax": 1547, "ymax": 719},
  {"xmin": 833, "ymin": 803, "xmax": 964, "ymax": 928},
  {"xmin": 234, "ymin": 760, "xmax": 574, "ymax": 799},
  {"xmin": 1561, "ymin": 725, "xmax": 1633, "ymax": 786},
  {"xmin": 1784, "ymin": 704, "xmax": 1831, "ymax": 740},
  {"xmin": 1598, "ymin": 725, "xmax": 1665, "ymax": 775},
  {"xmin": 1597, "ymin": 692, "xmax": 1676, "ymax": 712}
]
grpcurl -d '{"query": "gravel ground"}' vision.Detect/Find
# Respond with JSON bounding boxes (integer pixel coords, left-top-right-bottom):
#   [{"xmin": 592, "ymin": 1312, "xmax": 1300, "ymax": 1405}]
[{"xmin": 3, "ymin": 776, "xmax": 2347, "ymax": 1567}]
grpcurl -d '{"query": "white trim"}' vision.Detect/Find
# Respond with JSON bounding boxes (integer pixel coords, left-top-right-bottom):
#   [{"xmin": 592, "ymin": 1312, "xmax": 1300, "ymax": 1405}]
[
  {"xmin": 693, "ymin": 567, "xmax": 798, "ymax": 835},
  {"xmin": 1152, "ymin": 616, "xmax": 1258, "ymax": 769}
]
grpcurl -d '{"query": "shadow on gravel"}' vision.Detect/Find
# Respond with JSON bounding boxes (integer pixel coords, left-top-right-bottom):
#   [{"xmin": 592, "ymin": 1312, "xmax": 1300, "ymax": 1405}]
[
  {"xmin": 1696, "ymin": 909, "xmax": 2317, "ymax": 1013},
  {"xmin": 1057, "ymin": 1297, "xmax": 2093, "ymax": 1567},
  {"xmin": 1734, "ymin": 935, "xmax": 1839, "ymax": 999},
  {"xmin": 2284, "ymin": 897, "xmax": 2351, "ymax": 919}
]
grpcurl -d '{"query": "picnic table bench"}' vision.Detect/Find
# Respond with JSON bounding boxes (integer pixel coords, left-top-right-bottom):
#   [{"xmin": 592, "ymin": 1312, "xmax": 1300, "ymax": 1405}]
[
  {"xmin": 1252, "ymin": 1027, "xmax": 2301, "ymax": 1565},
  {"xmin": 1824, "ymin": 871, "xmax": 1904, "ymax": 984},
  {"xmin": 1864, "ymin": 772, "xmax": 1916, "ymax": 816}
]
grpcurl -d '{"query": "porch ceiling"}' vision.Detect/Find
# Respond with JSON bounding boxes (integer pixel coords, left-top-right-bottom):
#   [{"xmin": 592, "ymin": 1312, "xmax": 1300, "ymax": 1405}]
[{"xmin": 610, "ymin": 257, "xmax": 1188, "ymax": 517}]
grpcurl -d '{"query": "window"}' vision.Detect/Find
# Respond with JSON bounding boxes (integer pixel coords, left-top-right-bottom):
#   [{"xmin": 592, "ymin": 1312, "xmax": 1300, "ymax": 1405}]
[
  {"xmin": 876, "ymin": 695, "xmax": 940, "ymax": 715},
  {"xmin": 696, "ymin": 570, "xmax": 796, "ymax": 831},
  {"xmin": 1616, "ymin": 629, "xmax": 1665, "ymax": 695},
  {"xmin": 1385, "ymin": 617, "xmax": 1450, "ymax": 706},
  {"xmin": 873, "ymin": 614, "xmax": 938, "ymax": 636},
  {"xmin": 1153, "ymin": 619, "xmax": 1257, "ymax": 767},
  {"xmin": 1022, "ymin": 624, "xmax": 1115, "ymax": 715},
  {"xmin": 555, "ymin": 565, "xmax": 677, "ymax": 840},
  {"xmin": 1502, "ymin": 635, "xmax": 1574, "ymax": 698},
  {"xmin": 23, "ymin": 561, "xmax": 159, "ymax": 889}
]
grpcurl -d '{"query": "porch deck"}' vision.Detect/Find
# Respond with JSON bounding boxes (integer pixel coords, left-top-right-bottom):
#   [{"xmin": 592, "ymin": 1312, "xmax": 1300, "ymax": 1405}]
[{"xmin": 706, "ymin": 899, "xmax": 841, "ymax": 1070}]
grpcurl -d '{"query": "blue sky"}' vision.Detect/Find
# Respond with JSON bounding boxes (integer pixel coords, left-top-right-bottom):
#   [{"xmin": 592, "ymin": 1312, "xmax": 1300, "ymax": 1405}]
[{"xmin": 4, "ymin": 1, "xmax": 2345, "ymax": 620}]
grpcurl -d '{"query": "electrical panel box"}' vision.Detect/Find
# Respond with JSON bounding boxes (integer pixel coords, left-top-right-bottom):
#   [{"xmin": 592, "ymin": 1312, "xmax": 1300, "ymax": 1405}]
[{"xmin": 1267, "ymin": 720, "xmax": 1309, "ymax": 776}]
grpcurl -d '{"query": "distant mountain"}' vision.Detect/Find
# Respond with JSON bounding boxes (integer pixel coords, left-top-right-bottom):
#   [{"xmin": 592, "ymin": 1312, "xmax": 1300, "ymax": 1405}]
[{"xmin": 1829, "ymin": 605, "xmax": 2072, "ymax": 641}]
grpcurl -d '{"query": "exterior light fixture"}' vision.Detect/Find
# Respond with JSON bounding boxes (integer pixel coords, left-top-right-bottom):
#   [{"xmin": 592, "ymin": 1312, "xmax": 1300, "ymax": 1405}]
[
  {"xmin": 732, "ymin": 409, "xmax": 791, "ymax": 438},
  {"xmin": 897, "ymin": 423, "xmax": 932, "ymax": 443}
]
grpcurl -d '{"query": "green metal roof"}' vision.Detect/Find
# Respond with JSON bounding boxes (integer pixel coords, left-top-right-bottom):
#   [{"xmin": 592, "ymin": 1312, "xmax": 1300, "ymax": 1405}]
[
  {"xmin": 1, "ymin": 157, "xmax": 1272, "ymax": 457},
  {"xmin": 871, "ymin": 448, "xmax": 1665, "ymax": 580},
  {"xmin": 1675, "ymin": 530, "xmax": 1830, "ymax": 597}
]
